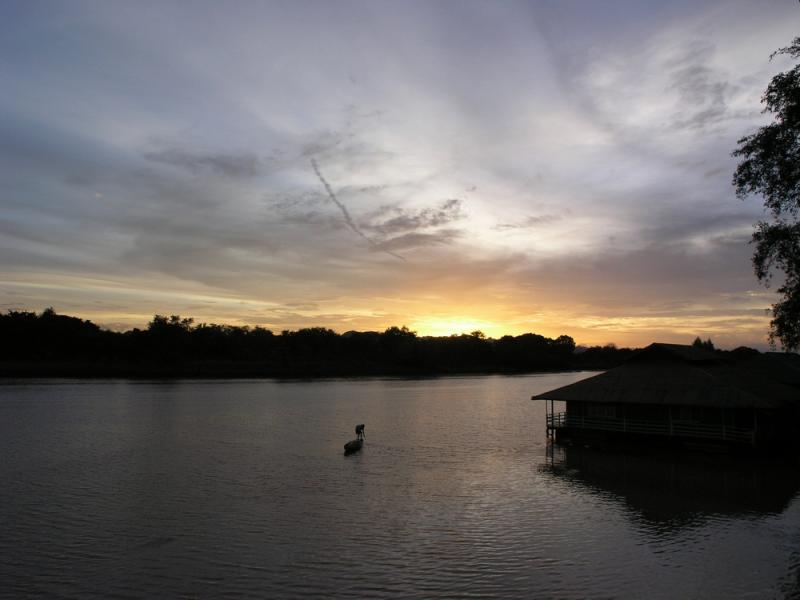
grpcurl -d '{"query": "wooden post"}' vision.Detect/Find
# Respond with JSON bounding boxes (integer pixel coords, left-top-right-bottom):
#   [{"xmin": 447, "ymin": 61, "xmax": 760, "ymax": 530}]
[
  {"xmin": 722, "ymin": 408, "xmax": 727, "ymax": 440},
  {"xmin": 753, "ymin": 408, "xmax": 758, "ymax": 447},
  {"xmin": 545, "ymin": 398, "xmax": 550, "ymax": 438}
]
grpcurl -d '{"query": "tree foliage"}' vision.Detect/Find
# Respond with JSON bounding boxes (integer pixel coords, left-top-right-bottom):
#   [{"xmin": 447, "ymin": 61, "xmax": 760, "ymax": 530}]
[
  {"xmin": 733, "ymin": 37, "xmax": 800, "ymax": 349},
  {"xmin": 692, "ymin": 337, "xmax": 715, "ymax": 351},
  {"xmin": 0, "ymin": 308, "xmax": 634, "ymax": 376}
]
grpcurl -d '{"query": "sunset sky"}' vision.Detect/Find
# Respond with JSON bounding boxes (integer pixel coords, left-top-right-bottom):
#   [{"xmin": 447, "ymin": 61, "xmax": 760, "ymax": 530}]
[{"xmin": 1, "ymin": 0, "xmax": 798, "ymax": 349}]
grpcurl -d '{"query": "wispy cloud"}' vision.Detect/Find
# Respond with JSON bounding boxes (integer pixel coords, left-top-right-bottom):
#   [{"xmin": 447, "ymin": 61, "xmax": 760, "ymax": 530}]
[
  {"xmin": 310, "ymin": 158, "xmax": 405, "ymax": 261},
  {"xmin": 373, "ymin": 229, "xmax": 462, "ymax": 253},
  {"xmin": 494, "ymin": 214, "xmax": 562, "ymax": 231},
  {"xmin": 666, "ymin": 41, "xmax": 740, "ymax": 131},
  {"xmin": 362, "ymin": 199, "xmax": 465, "ymax": 235},
  {"xmin": 143, "ymin": 148, "xmax": 263, "ymax": 178}
]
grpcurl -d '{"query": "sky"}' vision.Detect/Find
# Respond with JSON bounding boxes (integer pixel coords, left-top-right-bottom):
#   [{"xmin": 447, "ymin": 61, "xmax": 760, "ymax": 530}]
[{"xmin": 1, "ymin": 0, "xmax": 798, "ymax": 349}]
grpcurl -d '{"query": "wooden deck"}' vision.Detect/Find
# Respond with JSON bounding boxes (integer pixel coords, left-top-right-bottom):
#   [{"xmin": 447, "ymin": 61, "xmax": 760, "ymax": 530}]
[{"xmin": 546, "ymin": 412, "xmax": 754, "ymax": 444}]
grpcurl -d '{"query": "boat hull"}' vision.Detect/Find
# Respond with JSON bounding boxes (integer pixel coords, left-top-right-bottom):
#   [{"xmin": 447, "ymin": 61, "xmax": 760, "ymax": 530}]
[{"xmin": 344, "ymin": 439, "xmax": 363, "ymax": 455}]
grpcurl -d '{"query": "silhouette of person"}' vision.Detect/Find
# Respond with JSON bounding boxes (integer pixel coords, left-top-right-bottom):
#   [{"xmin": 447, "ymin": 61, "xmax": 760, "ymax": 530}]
[{"xmin": 355, "ymin": 424, "xmax": 365, "ymax": 440}]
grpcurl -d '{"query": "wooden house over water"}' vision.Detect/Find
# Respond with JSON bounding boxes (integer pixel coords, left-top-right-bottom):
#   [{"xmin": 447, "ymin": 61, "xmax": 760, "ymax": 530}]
[{"xmin": 532, "ymin": 343, "xmax": 800, "ymax": 450}]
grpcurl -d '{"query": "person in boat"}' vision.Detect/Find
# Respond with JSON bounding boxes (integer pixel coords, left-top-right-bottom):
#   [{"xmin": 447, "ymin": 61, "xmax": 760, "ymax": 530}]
[{"xmin": 355, "ymin": 424, "xmax": 365, "ymax": 440}]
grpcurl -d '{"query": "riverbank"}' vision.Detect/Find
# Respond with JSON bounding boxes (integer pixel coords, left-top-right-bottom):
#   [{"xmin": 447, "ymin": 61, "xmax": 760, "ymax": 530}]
[{"xmin": 0, "ymin": 309, "xmax": 634, "ymax": 379}]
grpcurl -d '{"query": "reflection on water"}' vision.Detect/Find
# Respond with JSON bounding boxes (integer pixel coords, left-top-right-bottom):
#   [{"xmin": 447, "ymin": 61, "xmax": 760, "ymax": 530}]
[
  {"xmin": 541, "ymin": 443, "xmax": 800, "ymax": 528},
  {"xmin": 2, "ymin": 375, "xmax": 800, "ymax": 599},
  {"xmin": 541, "ymin": 443, "xmax": 800, "ymax": 598}
]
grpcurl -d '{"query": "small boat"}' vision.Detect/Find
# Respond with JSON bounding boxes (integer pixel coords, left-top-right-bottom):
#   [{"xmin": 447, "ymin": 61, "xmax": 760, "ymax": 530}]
[{"xmin": 344, "ymin": 438, "xmax": 363, "ymax": 455}]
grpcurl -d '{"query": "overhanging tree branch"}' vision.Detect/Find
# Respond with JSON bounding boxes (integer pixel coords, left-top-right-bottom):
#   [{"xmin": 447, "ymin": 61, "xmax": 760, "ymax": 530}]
[{"xmin": 733, "ymin": 36, "xmax": 800, "ymax": 350}]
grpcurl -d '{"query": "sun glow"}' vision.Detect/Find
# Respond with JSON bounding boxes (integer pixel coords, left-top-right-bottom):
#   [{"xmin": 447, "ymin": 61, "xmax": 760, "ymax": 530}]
[{"xmin": 409, "ymin": 316, "xmax": 506, "ymax": 338}]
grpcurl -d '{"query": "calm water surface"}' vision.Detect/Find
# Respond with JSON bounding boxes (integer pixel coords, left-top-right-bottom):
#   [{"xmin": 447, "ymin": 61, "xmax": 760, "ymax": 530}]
[{"xmin": 2, "ymin": 374, "xmax": 800, "ymax": 599}]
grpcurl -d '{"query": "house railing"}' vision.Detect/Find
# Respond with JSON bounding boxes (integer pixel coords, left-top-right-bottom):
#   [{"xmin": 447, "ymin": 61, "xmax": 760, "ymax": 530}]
[{"xmin": 546, "ymin": 412, "xmax": 754, "ymax": 444}]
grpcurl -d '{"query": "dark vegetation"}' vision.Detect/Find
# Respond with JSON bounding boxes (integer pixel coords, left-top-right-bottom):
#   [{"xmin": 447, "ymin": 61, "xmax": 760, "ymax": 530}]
[
  {"xmin": 0, "ymin": 308, "xmax": 636, "ymax": 378},
  {"xmin": 733, "ymin": 36, "xmax": 800, "ymax": 350},
  {"xmin": 692, "ymin": 337, "xmax": 716, "ymax": 351}
]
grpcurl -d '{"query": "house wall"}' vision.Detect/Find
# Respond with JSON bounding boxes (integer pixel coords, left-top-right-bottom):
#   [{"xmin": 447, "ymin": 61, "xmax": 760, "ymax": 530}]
[
  {"xmin": 560, "ymin": 401, "xmax": 800, "ymax": 450},
  {"xmin": 565, "ymin": 402, "xmax": 756, "ymax": 428}
]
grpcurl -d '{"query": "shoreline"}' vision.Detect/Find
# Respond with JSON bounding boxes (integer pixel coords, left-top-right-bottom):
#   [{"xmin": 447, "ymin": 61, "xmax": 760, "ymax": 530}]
[{"xmin": 0, "ymin": 361, "xmax": 604, "ymax": 381}]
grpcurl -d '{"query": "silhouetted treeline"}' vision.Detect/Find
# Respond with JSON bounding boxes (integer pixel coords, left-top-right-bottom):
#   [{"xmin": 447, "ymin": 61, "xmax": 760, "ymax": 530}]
[{"xmin": 0, "ymin": 309, "xmax": 637, "ymax": 377}]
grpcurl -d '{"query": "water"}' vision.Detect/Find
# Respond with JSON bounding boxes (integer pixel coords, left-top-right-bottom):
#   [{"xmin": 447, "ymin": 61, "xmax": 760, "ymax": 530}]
[{"xmin": 2, "ymin": 373, "xmax": 800, "ymax": 599}]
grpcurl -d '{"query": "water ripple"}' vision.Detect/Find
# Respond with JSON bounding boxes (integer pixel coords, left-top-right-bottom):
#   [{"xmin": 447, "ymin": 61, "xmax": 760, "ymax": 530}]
[{"xmin": 2, "ymin": 376, "xmax": 800, "ymax": 598}]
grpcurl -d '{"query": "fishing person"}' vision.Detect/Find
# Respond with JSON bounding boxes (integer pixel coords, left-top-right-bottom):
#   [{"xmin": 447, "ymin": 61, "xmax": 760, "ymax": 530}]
[{"xmin": 355, "ymin": 424, "xmax": 365, "ymax": 440}]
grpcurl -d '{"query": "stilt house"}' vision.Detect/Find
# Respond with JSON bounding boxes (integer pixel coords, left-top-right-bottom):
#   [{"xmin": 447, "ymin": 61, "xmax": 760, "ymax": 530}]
[{"xmin": 532, "ymin": 343, "xmax": 800, "ymax": 449}]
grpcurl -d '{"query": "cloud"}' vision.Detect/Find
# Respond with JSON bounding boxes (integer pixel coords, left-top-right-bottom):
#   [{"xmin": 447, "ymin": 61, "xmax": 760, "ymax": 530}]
[
  {"xmin": 273, "ymin": 207, "xmax": 343, "ymax": 231},
  {"xmin": 310, "ymin": 158, "xmax": 405, "ymax": 261},
  {"xmin": 143, "ymin": 148, "xmax": 263, "ymax": 178},
  {"xmin": 362, "ymin": 199, "xmax": 465, "ymax": 234},
  {"xmin": 372, "ymin": 229, "xmax": 462, "ymax": 252},
  {"xmin": 266, "ymin": 190, "xmax": 344, "ymax": 231},
  {"xmin": 1, "ymin": 0, "xmax": 794, "ymax": 348},
  {"xmin": 666, "ymin": 42, "xmax": 739, "ymax": 131},
  {"xmin": 300, "ymin": 130, "xmax": 352, "ymax": 158},
  {"xmin": 494, "ymin": 214, "xmax": 562, "ymax": 231}
]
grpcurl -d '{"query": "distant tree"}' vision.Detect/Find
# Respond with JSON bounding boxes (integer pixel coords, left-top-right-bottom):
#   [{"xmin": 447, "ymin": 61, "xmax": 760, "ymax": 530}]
[
  {"xmin": 148, "ymin": 314, "xmax": 194, "ymax": 332},
  {"xmin": 383, "ymin": 325, "xmax": 417, "ymax": 338},
  {"xmin": 0, "ymin": 309, "xmax": 636, "ymax": 375},
  {"xmin": 553, "ymin": 335, "xmax": 576, "ymax": 352},
  {"xmin": 574, "ymin": 343, "xmax": 633, "ymax": 369},
  {"xmin": 733, "ymin": 37, "xmax": 800, "ymax": 350},
  {"xmin": 692, "ymin": 337, "xmax": 715, "ymax": 351},
  {"xmin": 145, "ymin": 314, "xmax": 195, "ymax": 361},
  {"xmin": 379, "ymin": 326, "xmax": 418, "ymax": 366}
]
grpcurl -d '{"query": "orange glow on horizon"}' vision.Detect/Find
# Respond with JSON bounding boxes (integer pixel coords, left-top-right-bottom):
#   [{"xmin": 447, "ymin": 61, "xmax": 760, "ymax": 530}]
[
  {"xmin": 409, "ymin": 316, "xmax": 507, "ymax": 339},
  {"xmin": 3, "ymin": 274, "xmax": 774, "ymax": 351}
]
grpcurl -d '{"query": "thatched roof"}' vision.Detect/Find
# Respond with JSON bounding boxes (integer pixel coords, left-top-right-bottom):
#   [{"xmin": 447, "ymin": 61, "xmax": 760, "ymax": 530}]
[{"xmin": 532, "ymin": 343, "xmax": 800, "ymax": 409}]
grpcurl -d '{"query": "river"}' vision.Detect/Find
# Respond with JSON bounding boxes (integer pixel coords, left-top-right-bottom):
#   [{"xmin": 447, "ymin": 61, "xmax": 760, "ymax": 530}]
[{"xmin": 2, "ymin": 373, "xmax": 799, "ymax": 598}]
